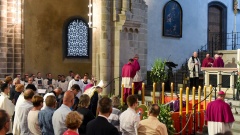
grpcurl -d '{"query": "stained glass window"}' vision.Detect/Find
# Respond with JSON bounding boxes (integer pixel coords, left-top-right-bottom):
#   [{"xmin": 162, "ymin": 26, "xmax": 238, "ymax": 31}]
[{"xmin": 67, "ymin": 19, "xmax": 89, "ymax": 57}]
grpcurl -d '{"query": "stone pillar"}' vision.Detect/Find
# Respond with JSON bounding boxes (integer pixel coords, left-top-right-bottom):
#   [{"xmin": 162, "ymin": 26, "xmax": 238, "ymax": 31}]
[{"xmin": 99, "ymin": 0, "xmax": 111, "ymax": 95}]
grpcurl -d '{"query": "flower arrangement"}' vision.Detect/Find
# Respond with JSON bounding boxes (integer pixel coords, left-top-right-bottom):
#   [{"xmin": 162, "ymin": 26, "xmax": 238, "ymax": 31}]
[
  {"xmin": 150, "ymin": 58, "xmax": 168, "ymax": 83},
  {"xmin": 158, "ymin": 104, "xmax": 175, "ymax": 135}
]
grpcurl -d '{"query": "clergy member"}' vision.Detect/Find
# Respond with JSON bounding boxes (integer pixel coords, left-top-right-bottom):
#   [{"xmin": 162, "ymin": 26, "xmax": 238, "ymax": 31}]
[
  {"xmin": 68, "ymin": 74, "xmax": 84, "ymax": 98},
  {"xmin": 188, "ymin": 52, "xmax": 201, "ymax": 89},
  {"xmin": 205, "ymin": 91, "xmax": 234, "ymax": 134},
  {"xmin": 43, "ymin": 73, "xmax": 57, "ymax": 93},
  {"xmin": 132, "ymin": 54, "xmax": 142, "ymax": 95},
  {"xmin": 122, "ymin": 59, "xmax": 136, "ymax": 102},
  {"xmin": 202, "ymin": 53, "xmax": 214, "ymax": 67},
  {"xmin": 0, "ymin": 83, "xmax": 15, "ymax": 134},
  {"xmin": 213, "ymin": 53, "xmax": 224, "ymax": 67}
]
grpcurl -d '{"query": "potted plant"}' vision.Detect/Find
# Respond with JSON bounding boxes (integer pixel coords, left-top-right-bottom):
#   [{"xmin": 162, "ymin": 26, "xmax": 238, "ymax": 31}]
[{"xmin": 150, "ymin": 58, "xmax": 168, "ymax": 84}]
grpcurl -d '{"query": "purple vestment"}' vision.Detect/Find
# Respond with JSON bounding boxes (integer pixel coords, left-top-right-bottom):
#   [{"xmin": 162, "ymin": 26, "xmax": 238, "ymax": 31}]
[
  {"xmin": 205, "ymin": 99, "xmax": 234, "ymax": 123},
  {"xmin": 202, "ymin": 57, "xmax": 214, "ymax": 67},
  {"xmin": 213, "ymin": 57, "xmax": 224, "ymax": 67}
]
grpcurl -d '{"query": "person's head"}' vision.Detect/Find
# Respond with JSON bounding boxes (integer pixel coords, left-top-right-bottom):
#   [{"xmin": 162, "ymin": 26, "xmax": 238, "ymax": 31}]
[
  {"xmin": 193, "ymin": 52, "xmax": 198, "ymax": 57},
  {"xmin": 23, "ymin": 89, "xmax": 35, "ymax": 100},
  {"xmin": 148, "ymin": 104, "xmax": 160, "ymax": 117},
  {"xmin": 79, "ymin": 94, "xmax": 90, "ymax": 108},
  {"xmin": 129, "ymin": 58, "xmax": 134, "ymax": 63},
  {"xmin": 218, "ymin": 90, "xmax": 226, "ymax": 100},
  {"xmin": 61, "ymin": 75, "xmax": 66, "ymax": 81},
  {"xmin": 71, "ymin": 84, "xmax": 81, "ymax": 96},
  {"xmin": 206, "ymin": 53, "xmax": 210, "ymax": 58},
  {"xmin": 96, "ymin": 86, "xmax": 103, "ymax": 93},
  {"xmin": 45, "ymin": 95, "xmax": 57, "ymax": 108},
  {"xmin": 83, "ymin": 75, "xmax": 88, "ymax": 82},
  {"xmin": 69, "ymin": 70, "xmax": 73, "ymax": 75},
  {"xmin": 5, "ymin": 76, "xmax": 12, "ymax": 84},
  {"xmin": 214, "ymin": 54, "xmax": 219, "ymax": 59},
  {"xmin": 74, "ymin": 74, "xmax": 81, "ymax": 80},
  {"xmin": 28, "ymin": 77, "xmax": 34, "ymax": 84},
  {"xmin": 57, "ymin": 75, "xmax": 62, "ymax": 80},
  {"xmin": 1, "ymin": 83, "xmax": 9, "ymax": 94},
  {"xmin": 134, "ymin": 54, "xmax": 139, "ymax": 60},
  {"xmin": 16, "ymin": 74, "xmax": 21, "ymax": 79},
  {"xmin": 218, "ymin": 53, "xmax": 223, "ymax": 57},
  {"xmin": 13, "ymin": 78, "xmax": 20, "ymax": 85},
  {"xmin": 32, "ymin": 95, "xmax": 43, "ymax": 109},
  {"xmin": 111, "ymin": 96, "xmax": 120, "ymax": 108},
  {"xmin": 54, "ymin": 87, "xmax": 62, "ymax": 96},
  {"xmin": 26, "ymin": 84, "xmax": 37, "ymax": 92},
  {"xmin": 24, "ymin": 74, "xmax": 29, "ymax": 80},
  {"xmin": 127, "ymin": 95, "xmax": 138, "ymax": 109},
  {"xmin": 63, "ymin": 91, "xmax": 75, "ymax": 107},
  {"xmin": 48, "ymin": 73, "xmax": 52, "ymax": 79},
  {"xmin": 37, "ymin": 72, "xmax": 41, "ymax": 77},
  {"xmin": 65, "ymin": 111, "xmax": 83, "ymax": 130},
  {"xmin": 15, "ymin": 84, "xmax": 24, "ymax": 93},
  {"xmin": 98, "ymin": 97, "xmax": 112, "ymax": 116},
  {"xmin": 0, "ymin": 109, "xmax": 10, "ymax": 133}
]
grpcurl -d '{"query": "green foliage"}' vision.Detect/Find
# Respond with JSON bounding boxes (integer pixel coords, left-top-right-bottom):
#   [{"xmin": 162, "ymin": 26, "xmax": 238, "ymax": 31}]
[
  {"xmin": 150, "ymin": 59, "xmax": 168, "ymax": 83},
  {"xmin": 158, "ymin": 104, "xmax": 175, "ymax": 135}
]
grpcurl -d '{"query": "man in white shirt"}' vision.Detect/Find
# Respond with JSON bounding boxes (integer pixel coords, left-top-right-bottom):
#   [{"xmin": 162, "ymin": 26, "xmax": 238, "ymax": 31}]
[
  {"xmin": 120, "ymin": 95, "xmax": 140, "ymax": 135},
  {"xmin": 68, "ymin": 74, "xmax": 84, "ymax": 98},
  {"xmin": 43, "ymin": 73, "xmax": 56, "ymax": 93},
  {"xmin": 66, "ymin": 71, "xmax": 75, "ymax": 82},
  {"xmin": 52, "ymin": 91, "xmax": 74, "ymax": 135},
  {"xmin": 57, "ymin": 75, "xmax": 68, "ymax": 92},
  {"xmin": 35, "ymin": 72, "xmax": 44, "ymax": 89}
]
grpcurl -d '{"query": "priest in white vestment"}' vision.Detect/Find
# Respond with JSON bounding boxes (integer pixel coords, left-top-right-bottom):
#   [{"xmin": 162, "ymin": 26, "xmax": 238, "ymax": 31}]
[
  {"xmin": 188, "ymin": 52, "xmax": 201, "ymax": 89},
  {"xmin": 68, "ymin": 74, "xmax": 84, "ymax": 98},
  {"xmin": 0, "ymin": 83, "xmax": 15, "ymax": 134}
]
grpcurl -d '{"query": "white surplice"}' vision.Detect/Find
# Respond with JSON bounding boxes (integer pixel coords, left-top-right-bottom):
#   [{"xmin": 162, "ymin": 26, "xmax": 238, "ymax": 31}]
[{"xmin": 208, "ymin": 121, "xmax": 233, "ymax": 135}]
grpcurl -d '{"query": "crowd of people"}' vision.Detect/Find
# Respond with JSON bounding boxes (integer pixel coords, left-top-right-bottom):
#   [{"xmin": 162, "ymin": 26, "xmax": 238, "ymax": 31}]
[{"xmin": 0, "ymin": 66, "xmax": 169, "ymax": 135}]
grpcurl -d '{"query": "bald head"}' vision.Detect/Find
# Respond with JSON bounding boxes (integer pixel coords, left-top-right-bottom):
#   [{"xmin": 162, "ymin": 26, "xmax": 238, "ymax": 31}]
[
  {"xmin": 54, "ymin": 87, "xmax": 62, "ymax": 96},
  {"xmin": 214, "ymin": 54, "xmax": 219, "ymax": 59},
  {"xmin": 63, "ymin": 91, "xmax": 74, "ymax": 107},
  {"xmin": 206, "ymin": 54, "xmax": 210, "ymax": 58},
  {"xmin": 24, "ymin": 89, "xmax": 35, "ymax": 100}
]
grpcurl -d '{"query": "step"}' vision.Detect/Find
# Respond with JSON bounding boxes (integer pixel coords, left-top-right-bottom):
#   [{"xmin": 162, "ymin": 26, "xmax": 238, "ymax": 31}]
[
  {"xmin": 232, "ymin": 128, "xmax": 240, "ymax": 135},
  {"xmin": 232, "ymin": 121, "xmax": 240, "ymax": 131}
]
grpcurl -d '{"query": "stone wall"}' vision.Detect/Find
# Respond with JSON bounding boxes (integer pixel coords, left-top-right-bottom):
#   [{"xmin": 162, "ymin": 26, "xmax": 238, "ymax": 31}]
[{"xmin": 24, "ymin": 0, "xmax": 91, "ymax": 78}]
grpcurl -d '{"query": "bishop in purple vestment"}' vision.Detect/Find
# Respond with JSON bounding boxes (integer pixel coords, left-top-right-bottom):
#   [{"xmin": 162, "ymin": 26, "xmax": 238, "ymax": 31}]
[{"xmin": 205, "ymin": 91, "xmax": 234, "ymax": 134}]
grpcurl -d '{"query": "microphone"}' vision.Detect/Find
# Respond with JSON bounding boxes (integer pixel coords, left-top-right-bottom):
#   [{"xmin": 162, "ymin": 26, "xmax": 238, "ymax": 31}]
[{"xmin": 167, "ymin": 55, "xmax": 171, "ymax": 61}]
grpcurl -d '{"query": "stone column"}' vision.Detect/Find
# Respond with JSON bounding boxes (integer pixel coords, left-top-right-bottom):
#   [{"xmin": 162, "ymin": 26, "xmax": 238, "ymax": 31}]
[{"xmin": 99, "ymin": 0, "xmax": 111, "ymax": 95}]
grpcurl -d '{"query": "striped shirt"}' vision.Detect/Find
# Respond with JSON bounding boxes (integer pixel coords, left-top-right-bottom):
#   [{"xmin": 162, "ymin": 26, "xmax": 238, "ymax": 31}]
[{"xmin": 108, "ymin": 107, "xmax": 121, "ymax": 132}]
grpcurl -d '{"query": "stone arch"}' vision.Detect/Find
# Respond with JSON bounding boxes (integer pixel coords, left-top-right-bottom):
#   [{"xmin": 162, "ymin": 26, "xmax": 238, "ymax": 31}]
[
  {"xmin": 129, "ymin": 28, "xmax": 134, "ymax": 33},
  {"xmin": 134, "ymin": 28, "xmax": 139, "ymax": 33},
  {"xmin": 124, "ymin": 27, "xmax": 128, "ymax": 32}
]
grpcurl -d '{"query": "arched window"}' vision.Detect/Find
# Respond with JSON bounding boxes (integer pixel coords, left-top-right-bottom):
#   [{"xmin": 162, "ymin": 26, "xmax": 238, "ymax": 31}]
[{"xmin": 65, "ymin": 18, "xmax": 89, "ymax": 58}]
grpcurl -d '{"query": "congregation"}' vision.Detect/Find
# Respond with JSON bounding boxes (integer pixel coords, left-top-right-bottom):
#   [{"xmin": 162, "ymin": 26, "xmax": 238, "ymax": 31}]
[{"xmin": 0, "ymin": 63, "xmax": 168, "ymax": 135}]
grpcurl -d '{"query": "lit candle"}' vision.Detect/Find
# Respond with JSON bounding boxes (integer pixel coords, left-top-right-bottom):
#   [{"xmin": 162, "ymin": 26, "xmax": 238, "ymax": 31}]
[
  {"xmin": 171, "ymin": 82, "xmax": 173, "ymax": 100},
  {"xmin": 209, "ymin": 85, "xmax": 212, "ymax": 102},
  {"xmin": 192, "ymin": 87, "xmax": 195, "ymax": 113},
  {"xmin": 153, "ymin": 82, "xmax": 156, "ymax": 104},
  {"xmin": 162, "ymin": 83, "xmax": 165, "ymax": 104},
  {"xmin": 204, "ymin": 86, "xmax": 207, "ymax": 110},
  {"xmin": 179, "ymin": 88, "xmax": 183, "ymax": 116},
  {"xmin": 121, "ymin": 84, "xmax": 124, "ymax": 105},
  {"xmin": 186, "ymin": 87, "xmax": 189, "ymax": 114},
  {"xmin": 142, "ymin": 83, "xmax": 145, "ymax": 104},
  {"xmin": 198, "ymin": 86, "xmax": 201, "ymax": 112},
  {"xmin": 132, "ymin": 83, "xmax": 134, "ymax": 95}
]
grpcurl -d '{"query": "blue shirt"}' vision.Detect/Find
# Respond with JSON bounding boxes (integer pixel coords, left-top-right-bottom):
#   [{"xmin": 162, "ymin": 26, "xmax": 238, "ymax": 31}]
[{"xmin": 38, "ymin": 107, "xmax": 55, "ymax": 135}]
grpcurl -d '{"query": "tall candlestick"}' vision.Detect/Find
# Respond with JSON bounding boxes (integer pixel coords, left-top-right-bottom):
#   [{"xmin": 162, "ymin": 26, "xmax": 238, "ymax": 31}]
[
  {"xmin": 204, "ymin": 86, "xmax": 207, "ymax": 110},
  {"xmin": 198, "ymin": 86, "xmax": 201, "ymax": 112},
  {"xmin": 162, "ymin": 83, "xmax": 165, "ymax": 104},
  {"xmin": 192, "ymin": 87, "xmax": 195, "ymax": 113},
  {"xmin": 132, "ymin": 83, "xmax": 134, "ymax": 95},
  {"xmin": 179, "ymin": 88, "xmax": 183, "ymax": 116},
  {"xmin": 153, "ymin": 83, "xmax": 156, "ymax": 104},
  {"xmin": 171, "ymin": 82, "xmax": 173, "ymax": 100},
  {"xmin": 186, "ymin": 87, "xmax": 189, "ymax": 114},
  {"xmin": 209, "ymin": 85, "xmax": 212, "ymax": 102},
  {"xmin": 142, "ymin": 83, "xmax": 145, "ymax": 104},
  {"xmin": 121, "ymin": 84, "xmax": 124, "ymax": 105}
]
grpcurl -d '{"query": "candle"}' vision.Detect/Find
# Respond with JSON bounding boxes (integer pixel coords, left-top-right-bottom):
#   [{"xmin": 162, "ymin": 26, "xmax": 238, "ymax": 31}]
[
  {"xmin": 121, "ymin": 84, "xmax": 124, "ymax": 105},
  {"xmin": 179, "ymin": 88, "xmax": 183, "ymax": 116},
  {"xmin": 171, "ymin": 82, "xmax": 173, "ymax": 100},
  {"xmin": 186, "ymin": 87, "xmax": 189, "ymax": 114},
  {"xmin": 142, "ymin": 83, "xmax": 145, "ymax": 104},
  {"xmin": 198, "ymin": 86, "xmax": 201, "ymax": 112},
  {"xmin": 192, "ymin": 87, "xmax": 195, "ymax": 113},
  {"xmin": 162, "ymin": 83, "xmax": 165, "ymax": 104},
  {"xmin": 209, "ymin": 85, "xmax": 212, "ymax": 102},
  {"xmin": 204, "ymin": 86, "xmax": 207, "ymax": 110},
  {"xmin": 132, "ymin": 83, "xmax": 134, "ymax": 95},
  {"xmin": 153, "ymin": 82, "xmax": 156, "ymax": 104}
]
